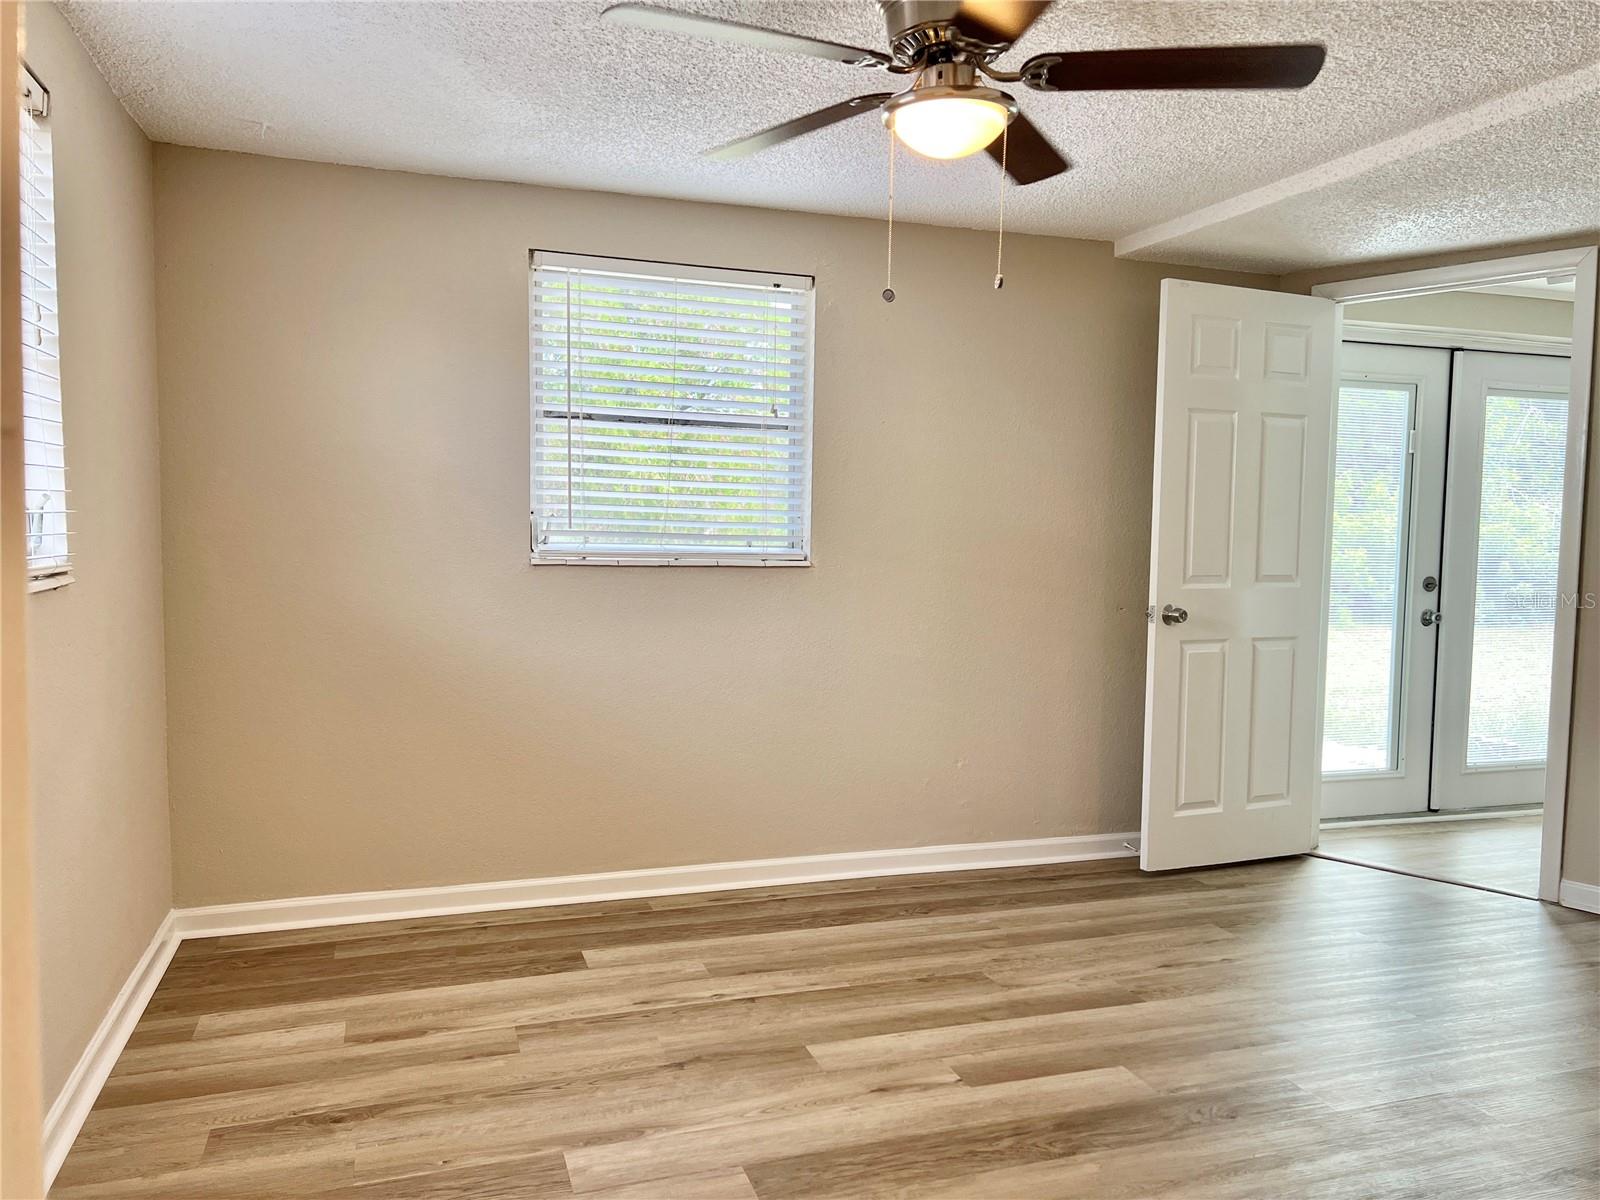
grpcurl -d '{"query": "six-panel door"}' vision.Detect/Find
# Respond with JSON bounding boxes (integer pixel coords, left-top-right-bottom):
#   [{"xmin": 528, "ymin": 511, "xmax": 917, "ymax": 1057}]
[{"xmin": 1141, "ymin": 280, "xmax": 1337, "ymax": 871}]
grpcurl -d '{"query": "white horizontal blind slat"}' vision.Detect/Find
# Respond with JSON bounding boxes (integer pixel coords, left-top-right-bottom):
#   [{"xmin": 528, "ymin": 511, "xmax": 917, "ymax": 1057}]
[
  {"xmin": 19, "ymin": 98, "xmax": 68, "ymax": 577},
  {"xmin": 530, "ymin": 253, "xmax": 813, "ymax": 563}
]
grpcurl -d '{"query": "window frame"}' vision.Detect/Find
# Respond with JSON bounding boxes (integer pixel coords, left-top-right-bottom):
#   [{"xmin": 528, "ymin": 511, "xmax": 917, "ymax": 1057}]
[
  {"xmin": 19, "ymin": 60, "xmax": 71, "ymax": 593},
  {"xmin": 528, "ymin": 249, "xmax": 816, "ymax": 568}
]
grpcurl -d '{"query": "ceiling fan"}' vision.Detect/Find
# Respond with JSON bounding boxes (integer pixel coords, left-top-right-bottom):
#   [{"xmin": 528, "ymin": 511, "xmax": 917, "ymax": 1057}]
[{"xmin": 600, "ymin": 0, "xmax": 1326, "ymax": 185}]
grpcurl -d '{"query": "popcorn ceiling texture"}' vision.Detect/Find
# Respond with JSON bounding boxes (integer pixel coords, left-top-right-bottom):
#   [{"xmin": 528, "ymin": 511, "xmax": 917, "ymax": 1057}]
[{"xmin": 57, "ymin": 0, "xmax": 1600, "ymax": 269}]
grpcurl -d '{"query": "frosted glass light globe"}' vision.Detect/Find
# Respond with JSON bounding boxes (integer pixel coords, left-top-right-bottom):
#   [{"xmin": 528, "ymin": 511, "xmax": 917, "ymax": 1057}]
[{"xmin": 888, "ymin": 93, "xmax": 1011, "ymax": 160}]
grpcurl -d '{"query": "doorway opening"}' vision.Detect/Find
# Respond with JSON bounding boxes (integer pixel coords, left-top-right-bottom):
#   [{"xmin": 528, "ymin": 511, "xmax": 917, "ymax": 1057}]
[{"xmin": 1314, "ymin": 257, "xmax": 1590, "ymax": 900}]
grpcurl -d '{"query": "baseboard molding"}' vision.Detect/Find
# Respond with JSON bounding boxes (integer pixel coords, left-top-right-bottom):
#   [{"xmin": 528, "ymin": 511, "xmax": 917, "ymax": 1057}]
[
  {"xmin": 1559, "ymin": 879, "xmax": 1600, "ymax": 914},
  {"xmin": 43, "ymin": 911, "xmax": 180, "ymax": 1190},
  {"xmin": 174, "ymin": 832, "xmax": 1140, "ymax": 938}
]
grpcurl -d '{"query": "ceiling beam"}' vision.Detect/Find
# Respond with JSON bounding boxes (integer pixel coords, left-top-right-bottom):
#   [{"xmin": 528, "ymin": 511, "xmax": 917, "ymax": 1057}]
[{"xmin": 1114, "ymin": 59, "xmax": 1600, "ymax": 262}]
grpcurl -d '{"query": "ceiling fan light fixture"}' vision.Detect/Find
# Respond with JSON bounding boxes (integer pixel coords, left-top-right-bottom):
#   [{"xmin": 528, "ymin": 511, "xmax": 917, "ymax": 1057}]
[{"xmin": 883, "ymin": 86, "xmax": 1017, "ymax": 160}]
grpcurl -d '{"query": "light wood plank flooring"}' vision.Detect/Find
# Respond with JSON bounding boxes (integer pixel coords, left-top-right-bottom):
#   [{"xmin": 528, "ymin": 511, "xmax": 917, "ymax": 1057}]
[
  {"xmin": 1318, "ymin": 812, "xmax": 1545, "ymax": 897},
  {"xmin": 53, "ymin": 855, "xmax": 1598, "ymax": 1199}
]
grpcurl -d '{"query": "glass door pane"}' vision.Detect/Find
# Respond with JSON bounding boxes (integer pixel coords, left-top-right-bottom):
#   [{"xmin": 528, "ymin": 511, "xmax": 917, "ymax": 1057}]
[
  {"xmin": 1465, "ymin": 388, "xmax": 1568, "ymax": 768},
  {"xmin": 1432, "ymin": 350, "xmax": 1569, "ymax": 811},
  {"xmin": 1323, "ymin": 381, "xmax": 1414, "ymax": 775}
]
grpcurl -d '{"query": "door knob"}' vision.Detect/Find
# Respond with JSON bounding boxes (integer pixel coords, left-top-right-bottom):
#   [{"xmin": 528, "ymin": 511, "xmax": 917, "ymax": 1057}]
[
  {"xmin": 1421, "ymin": 609, "xmax": 1441, "ymax": 627},
  {"xmin": 1161, "ymin": 604, "xmax": 1188, "ymax": 626}
]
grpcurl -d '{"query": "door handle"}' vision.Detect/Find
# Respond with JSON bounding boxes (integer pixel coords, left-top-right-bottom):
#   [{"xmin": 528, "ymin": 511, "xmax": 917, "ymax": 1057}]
[
  {"xmin": 1161, "ymin": 604, "xmax": 1188, "ymax": 626},
  {"xmin": 1421, "ymin": 608, "xmax": 1441, "ymax": 627}
]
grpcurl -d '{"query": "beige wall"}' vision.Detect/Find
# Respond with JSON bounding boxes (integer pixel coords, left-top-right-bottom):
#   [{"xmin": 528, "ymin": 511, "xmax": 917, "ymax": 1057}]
[
  {"xmin": 23, "ymin": 2, "xmax": 171, "ymax": 1101},
  {"xmin": 1348, "ymin": 289, "xmax": 1574, "ymax": 340},
  {"xmin": 3, "ymin": 3, "xmax": 44, "ymax": 1192},
  {"xmin": 153, "ymin": 145, "xmax": 1266, "ymax": 906},
  {"xmin": 1282, "ymin": 235, "xmax": 1600, "ymax": 890}
]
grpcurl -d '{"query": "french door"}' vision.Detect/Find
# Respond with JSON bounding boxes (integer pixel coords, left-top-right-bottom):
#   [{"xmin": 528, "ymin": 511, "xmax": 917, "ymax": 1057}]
[
  {"xmin": 1321, "ymin": 344, "xmax": 1449, "ymax": 818},
  {"xmin": 1321, "ymin": 344, "xmax": 1571, "ymax": 818},
  {"xmin": 1431, "ymin": 351, "xmax": 1571, "ymax": 808}
]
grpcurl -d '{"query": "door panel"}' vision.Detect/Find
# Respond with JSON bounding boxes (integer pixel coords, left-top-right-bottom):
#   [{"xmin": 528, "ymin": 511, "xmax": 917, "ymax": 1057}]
[
  {"xmin": 1141, "ymin": 281, "xmax": 1335, "ymax": 871},
  {"xmin": 1257, "ymin": 416, "xmax": 1307, "ymax": 582},
  {"xmin": 1185, "ymin": 411, "xmax": 1237, "ymax": 585},
  {"xmin": 1177, "ymin": 641, "xmax": 1227, "ymax": 812},
  {"xmin": 1432, "ymin": 351, "xmax": 1569, "ymax": 809},
  {"xmin": 1248, "ymin": 637, "xmax": 1298, "ymax": 803},
  {"xmin": 1320, "ymin": 344, "xmax": 1450, "ymax": 818}
]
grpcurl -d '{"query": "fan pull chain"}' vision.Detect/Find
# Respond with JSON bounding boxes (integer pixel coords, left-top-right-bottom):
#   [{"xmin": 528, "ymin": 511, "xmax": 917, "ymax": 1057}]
[
  {"xmin": 883, "ymin": 126, "xmax": 896, "ymax": 303},
  {"xmin": 994, "ymin": 123, "xmax": 1008, "ymax": 290}
]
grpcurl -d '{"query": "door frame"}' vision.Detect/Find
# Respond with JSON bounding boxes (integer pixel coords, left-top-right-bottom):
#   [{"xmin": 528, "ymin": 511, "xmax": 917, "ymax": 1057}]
[{"xmin": 1313, "ymin": 247, "xmax": 1598, "ymax": 904}]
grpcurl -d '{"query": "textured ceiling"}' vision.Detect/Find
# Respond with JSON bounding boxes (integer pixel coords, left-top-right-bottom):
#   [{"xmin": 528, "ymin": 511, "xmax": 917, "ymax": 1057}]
[
  {"xmin": 1121, "ymin": 83, "xmax": 1600, "ymax": 273},
  {"xmin": 56, "ymin": 0, "xmax": 1600, "ymax": 270}
]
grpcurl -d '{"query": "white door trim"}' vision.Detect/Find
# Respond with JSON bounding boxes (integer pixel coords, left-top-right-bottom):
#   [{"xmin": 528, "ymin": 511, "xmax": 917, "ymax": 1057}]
[
  {"xmin": 1313, "ymin": 245, "xmax": 1598, "ymax": 905},
  {"xmin": 1312, "ymin": 249, "xmax": 1594, "ymax": 304}
]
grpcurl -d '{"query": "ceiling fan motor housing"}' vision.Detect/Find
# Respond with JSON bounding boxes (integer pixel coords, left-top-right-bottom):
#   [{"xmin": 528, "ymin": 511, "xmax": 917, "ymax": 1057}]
[{"xmin": 879, "ymin": 0, "xmax": 1011, "ymax": 66}]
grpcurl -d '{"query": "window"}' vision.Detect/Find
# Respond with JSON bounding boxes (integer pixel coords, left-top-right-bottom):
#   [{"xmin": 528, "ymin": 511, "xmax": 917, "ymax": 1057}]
[
  {"xmin": 19, "ymin": 64, "xmax": 68, "ymax": 583},
  {"xmin": 530, "ymin": 251, "xmax": 813, "ymax": 565}
]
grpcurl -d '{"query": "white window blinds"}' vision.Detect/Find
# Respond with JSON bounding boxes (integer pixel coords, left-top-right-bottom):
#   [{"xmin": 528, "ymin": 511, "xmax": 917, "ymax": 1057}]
[
  {"xmin": 19, "ymin": 66, "xmax": 67, "ymax": 579},
  {"xmin": 530, "ymin": 251, "xmax": 813, "ymax": 565}
]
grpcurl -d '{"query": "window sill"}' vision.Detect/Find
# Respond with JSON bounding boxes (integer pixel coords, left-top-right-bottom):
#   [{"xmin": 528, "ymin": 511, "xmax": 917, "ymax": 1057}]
[
  {"xmin": 28, "ymin": 572, "xmax": 74, "ymax": 594},
  {"xmin": 530, "ymin": 556, "xmax": 811, "ymax": 568}
]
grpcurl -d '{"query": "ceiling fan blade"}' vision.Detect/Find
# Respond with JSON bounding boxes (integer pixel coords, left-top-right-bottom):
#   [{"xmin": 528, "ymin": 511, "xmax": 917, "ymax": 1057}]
[
  {"xmin": 952, "ymin": 1, "xmax": 1053, "ymax": 46},
  {"xmin": 1021, "ymin": 43, "xmax": 1326, "ymax": 91},
  {"xmin": 706, "ymin": 94, "xmax": 895, "ymax": 160},
  {"xmin": 601, "ymin": 4, "xmax": 890, "ymax": 68},
  {"xmin": 986, "ymin": 111, "xmax": 1070, "ymax": 184}
]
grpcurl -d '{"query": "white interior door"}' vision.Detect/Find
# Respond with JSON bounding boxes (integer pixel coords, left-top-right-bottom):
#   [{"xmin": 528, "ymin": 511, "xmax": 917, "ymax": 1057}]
[
  {"xmin": 1431, "ymin": 350, "xmax": 1570, "ymax": 810},
  {"xmin": 1320, "ymin": 343, "xmax": 1450, "ymax": 818},
  {"xmin": 1140, "ymin": 280, "xmax": 1336, "ymax": 871}
]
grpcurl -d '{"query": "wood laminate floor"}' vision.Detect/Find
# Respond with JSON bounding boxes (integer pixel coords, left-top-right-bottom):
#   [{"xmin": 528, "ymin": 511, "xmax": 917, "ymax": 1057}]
[
  {"xmin": 1317, "ymin": 812, "xmax": 1545, "ymax": 898},
  {"xmin": 54, "ymin": 855, "xmax": 1598, "ymax": 1199}
]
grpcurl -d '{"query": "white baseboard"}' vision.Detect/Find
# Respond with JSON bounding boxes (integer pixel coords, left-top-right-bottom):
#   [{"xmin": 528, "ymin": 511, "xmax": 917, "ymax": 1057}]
[
  {"xmin": 43, "ymin": 911, "xmax": 180, "ymax": 1190},
  {"xmin": 44, "ymin": 832, "xmax": 1135, "ymax": 1185},
  {"xmin": 1559, "ymin": 879, "xmax": 1600, "ymax": 914},
  {"xmin": 174, "ymin": 832, "xmax": 1139, "ymax": 938}
]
